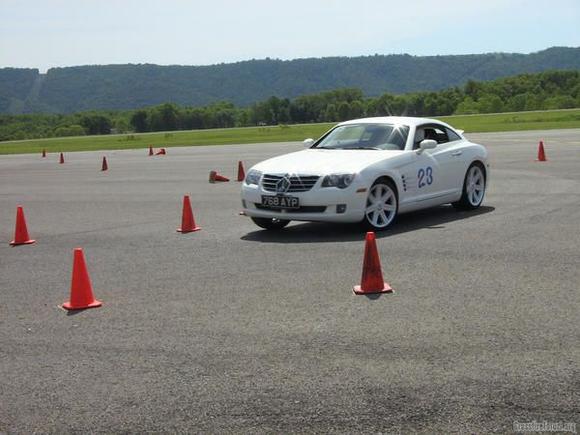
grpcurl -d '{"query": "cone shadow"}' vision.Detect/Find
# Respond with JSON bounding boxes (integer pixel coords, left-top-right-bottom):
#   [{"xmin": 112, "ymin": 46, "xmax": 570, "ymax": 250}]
[{"xmin": 364, "ymin": 293, "xmax": 384, "ymax": 301}]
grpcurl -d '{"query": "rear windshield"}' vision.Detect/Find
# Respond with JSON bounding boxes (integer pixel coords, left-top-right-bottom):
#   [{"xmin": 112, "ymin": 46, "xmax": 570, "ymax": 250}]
[{"xmin": 315, "ymin": 123, "xmax": 409, "ymax": 150}]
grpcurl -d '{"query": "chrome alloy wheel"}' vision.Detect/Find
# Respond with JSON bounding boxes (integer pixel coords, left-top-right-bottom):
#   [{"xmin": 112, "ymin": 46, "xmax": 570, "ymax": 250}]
[
  {"xmin": 365, "ymin": 183, "xmax": 397, "ymax": 229},
  {"xmin": 466, "ymin": 165, "xmax": 485, "ymax": 206}
]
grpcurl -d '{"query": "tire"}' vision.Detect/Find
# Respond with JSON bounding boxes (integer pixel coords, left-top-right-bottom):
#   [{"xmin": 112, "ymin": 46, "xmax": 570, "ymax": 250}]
[
  {"xmin": 362, "ymin": 178, "xmax": 398, "ymax": 231},
  {"xmin": 453, "ymin": 162, "xmax": 486, "ymax": 210},
  {"xmin": 251, "ymin": 217, "xmax": 290, "ymax": 230}
]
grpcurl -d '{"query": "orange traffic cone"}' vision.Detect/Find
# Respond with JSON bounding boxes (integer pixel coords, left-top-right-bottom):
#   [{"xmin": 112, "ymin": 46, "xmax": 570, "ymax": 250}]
[
  {"xmin": 177, "ymin": 195, "xmax": 201, "ymax": 233},
  {"xmin": 149, "ymin": 146, "xmax": 154, "ymax": 156},
  {"xmin": 59, "ymin": 153, "xmax": 64, "ymax": 164},
  {"xmin": 42, "ymin": 149, "xmax": 46, "ymax": 158},
  {"xmin": 155, "ymin": 148, "xmax": 166, "ymax": 155},
  {"xmin": 9, "ymin": 206, "xmax": 36, "ymax": 246},
  {"xmin": 62, "ymin": 248, "xmax": 102, "ymax": 310},
  {"xmin": 536, "ymin": 140, "xmax": 547, "ymax": 162},
  {"xmin": 101, "ymin": 156, "xmax": 108, "ymax": 171},
  {"xmin": 237, "ymin": 161, "xmax": 246, "ymax": 182},
  {"xmin": 214, "ymin": 172, "xmax": 229, "ymax": 182},
  {"xmin": 353, "ymin": 232, "xmax": 393, "ymax": 295}
]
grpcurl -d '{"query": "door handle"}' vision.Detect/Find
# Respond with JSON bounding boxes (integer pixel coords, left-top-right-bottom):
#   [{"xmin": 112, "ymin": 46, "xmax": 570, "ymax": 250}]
[{"xmin": 451, "ymin": 150, "xmax": 463, "ymax": 156}]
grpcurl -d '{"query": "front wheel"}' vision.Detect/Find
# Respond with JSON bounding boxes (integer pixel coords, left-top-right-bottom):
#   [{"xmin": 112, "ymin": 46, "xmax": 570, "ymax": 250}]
[
  {"xmin": 453, "ymin": 163, "xmax": 486, "ymax": 210},
  {"xmin": 362, "ymin": 179, "xmax": 398, "ymax": 231},
  {"xmin": 251, "ymin": 217, "xmax": 290, "ymax": 230}
]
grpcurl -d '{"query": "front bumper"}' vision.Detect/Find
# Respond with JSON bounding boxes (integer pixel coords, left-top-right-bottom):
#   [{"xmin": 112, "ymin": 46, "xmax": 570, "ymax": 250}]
[{"xmin": 241, "ymin": 181, "xmax": 367, "ymax": 223}]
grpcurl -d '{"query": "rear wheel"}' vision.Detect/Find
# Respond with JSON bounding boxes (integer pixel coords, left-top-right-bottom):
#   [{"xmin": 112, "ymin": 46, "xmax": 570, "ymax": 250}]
[
  {"xmin": 362, "ymin": 178, "xmax": 398, "ymax": 231},
  {"xmin": 453, "ymin": 163, "xmax": 486, "ymax": 210},
  {"xmin": 251, "ymin": 217, "xmax": 290, "ymax": 230}
]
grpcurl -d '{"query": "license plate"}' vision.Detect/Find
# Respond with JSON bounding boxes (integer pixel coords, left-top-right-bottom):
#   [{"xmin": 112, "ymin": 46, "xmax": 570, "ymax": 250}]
[{"xmin": 261, "ymin": 195, "xmax": 299, "ymax": 209}]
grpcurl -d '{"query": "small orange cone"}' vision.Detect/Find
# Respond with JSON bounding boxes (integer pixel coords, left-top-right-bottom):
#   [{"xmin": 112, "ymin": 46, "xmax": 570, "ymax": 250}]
[
  {"xmin": 155, "ymin": 148, "xmax": 166, "ymax": 155},
  {"xmin": 101, "ymin": 156, "xmax": 108, "ymax": 171},
  {"xmin": 237, "ymin": 161, "xmax": 246, "ymax": 182},
  {"xmin": 149, "ymin": 146, "xmax": 154, "ymax": 156},
  {"xmin": 9, "ymin": 206, "xmax": 36, "ymax": 246},
  {"xmin": 62, "ymin": 248, "xmax": 102, "ymax": 310},
  {"xmin": 177, "ymin": 195, "xmax": 201, "ymax": 233},
  {"xmin": 59, "ymin": 153, "xmax": 64, "ymax": 164},
  {"xmin": 536, "ymin": 140, "xmax": 547, "ymax": 162},
  {"xmin": 353, "ymin": 232, "xmax": 393, "ymax": 295},
  {"xmin": 209, "ymin": 171, "xmax": 230, "ymax": 182},
  {"xmin": 42, "ymin": 149, "xmax": 46, "ymax": 158}
]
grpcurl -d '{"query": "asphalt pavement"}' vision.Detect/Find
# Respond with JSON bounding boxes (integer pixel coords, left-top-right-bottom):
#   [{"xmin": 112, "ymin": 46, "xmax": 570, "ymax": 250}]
[{"xmin": 1, "ymin": 129, "xmax": 579, "ymax": 433}]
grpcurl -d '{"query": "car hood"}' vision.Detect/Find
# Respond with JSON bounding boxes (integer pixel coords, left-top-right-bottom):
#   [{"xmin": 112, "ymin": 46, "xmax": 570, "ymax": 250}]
[{"xmin": 252, "ymin": 149, "xmax": 406, "ymax": 175}]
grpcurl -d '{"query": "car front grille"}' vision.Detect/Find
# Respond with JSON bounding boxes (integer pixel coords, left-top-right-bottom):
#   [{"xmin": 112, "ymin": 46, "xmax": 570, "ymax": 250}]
[{"xmin": 262, "ymin": 174, "xmax": 320, "ymax": 193}]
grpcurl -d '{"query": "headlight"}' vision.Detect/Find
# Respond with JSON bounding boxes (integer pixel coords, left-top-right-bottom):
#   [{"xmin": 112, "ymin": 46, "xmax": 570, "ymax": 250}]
[
  {"xmin": 245, "ymin": 169, "xmax": 262, "ymax": 185},
  {"xmin": 321, "ymin": 173, "xmax": 356, "ymax": 189}
]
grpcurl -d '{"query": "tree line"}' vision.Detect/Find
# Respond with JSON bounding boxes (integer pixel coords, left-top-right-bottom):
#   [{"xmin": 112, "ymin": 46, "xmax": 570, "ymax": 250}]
[
  {"xmin": 2, "ymin": 47, "xmax": 579, "ymax": 114},
  {"xmin": 1, "ymin": 70, "xmax": 578, "ymax": 141}
]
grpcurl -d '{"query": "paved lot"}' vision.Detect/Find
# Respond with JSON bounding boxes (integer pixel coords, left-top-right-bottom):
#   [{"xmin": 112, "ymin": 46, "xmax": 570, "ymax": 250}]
[{"xmin": 1, "ymin": 129, "xmax": 579, "ymax": 433}]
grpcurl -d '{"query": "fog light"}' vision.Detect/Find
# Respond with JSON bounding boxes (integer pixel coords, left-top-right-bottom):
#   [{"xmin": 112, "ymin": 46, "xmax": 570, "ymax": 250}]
[
  {"xmin": 336, "ymin": 204, "xmax": 347, "ymax": 214},
  {"xmin": 241, "ymin": 200, "xmax": 247, "ymax": 208}
]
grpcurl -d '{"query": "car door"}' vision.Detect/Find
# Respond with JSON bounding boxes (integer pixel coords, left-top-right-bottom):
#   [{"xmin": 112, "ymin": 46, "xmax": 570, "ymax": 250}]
[
  {"xmin": 400, "ymin": 125, "xmax": 444, "ymax": 204},
  {"xmin": 413, "ymin": 124, "xmax": 465, "ymax": 200}
]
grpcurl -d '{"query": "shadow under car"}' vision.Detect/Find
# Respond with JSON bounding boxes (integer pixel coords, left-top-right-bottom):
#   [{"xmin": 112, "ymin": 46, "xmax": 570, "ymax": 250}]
[{"xmin": 240, "ymin": 205, "xmax": 495, "ymax": 244}]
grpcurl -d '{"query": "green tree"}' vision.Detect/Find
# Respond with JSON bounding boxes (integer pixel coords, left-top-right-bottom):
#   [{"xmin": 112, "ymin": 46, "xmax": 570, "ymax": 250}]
[
  {"xmin": 150, "ymin": 103, "xmax": 179, "ymax": 131},
  {"xmin": 54, "ymin": 125, "xmax": 85, "ymax": 137},
  {"xmin": 130, "ymin": 110, "xmax": 148, "ymax": 132},
  {"xmin": 337, "ymin": 102, "xmax": 351, "ymax": 121},
  {"xmin": 79, "ymin": 114, "xmax": 112, "ymax": 135},
  {"xmin": 323, "ymin": 104, "xmax": 337, "ymax": 121},
  {"xmin": 544, "ymin": 95, "xmax": 576, "ymax": 109},
  {"xmin": 349, "ymin": 100, "xmax": 364, "ymax": 118},
  {"xmin": 113, "ymin": 117, "xmax": 130, "ymax": 133},
  {"xmin": 477, "ymin": 95, "xmax": 504, "ymax": 113},
  {"xmin": 455, "ymin": 97, "xmax": 479, "ymax": 114},
  {"xmin": 506, "ymin": 94, "xmax": 528, "ymax": 112}
]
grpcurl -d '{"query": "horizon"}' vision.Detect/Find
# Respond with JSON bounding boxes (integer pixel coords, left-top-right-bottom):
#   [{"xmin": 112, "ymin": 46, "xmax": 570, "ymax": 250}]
[
  {"xmin": 1, "ymin": 0, "xmax": 579, "ymax": 73},
  {"xmin": 2, "ymin": 45, "xmax": 578, "ymax": 74}
]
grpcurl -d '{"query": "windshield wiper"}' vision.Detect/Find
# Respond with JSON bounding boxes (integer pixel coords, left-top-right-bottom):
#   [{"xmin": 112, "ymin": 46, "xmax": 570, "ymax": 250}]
[
  {"xmin": 343, "ymin": 146, "xmax": 380, "ymax": 150},
  {"xmin": 316, "ymin": 146, "xmax": 380, "ymax": 150}
]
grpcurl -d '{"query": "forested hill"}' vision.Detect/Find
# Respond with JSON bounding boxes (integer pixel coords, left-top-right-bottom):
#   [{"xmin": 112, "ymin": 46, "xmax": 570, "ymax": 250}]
[{"xmin": 1, "ymin": 47, "xmax": 579, "ymax": 114}]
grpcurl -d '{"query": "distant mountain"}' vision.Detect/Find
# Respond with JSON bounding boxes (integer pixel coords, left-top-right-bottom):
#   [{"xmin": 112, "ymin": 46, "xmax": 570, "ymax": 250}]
[{"xmin": 1, "ymin": 47, "xmax": 579, "ymax": 114}]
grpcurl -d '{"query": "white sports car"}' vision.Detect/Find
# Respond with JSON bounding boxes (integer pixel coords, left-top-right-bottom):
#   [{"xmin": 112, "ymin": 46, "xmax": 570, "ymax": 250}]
[{"xmin": 241, "ymin": 116, "xmax": 489, "ymax": 231}]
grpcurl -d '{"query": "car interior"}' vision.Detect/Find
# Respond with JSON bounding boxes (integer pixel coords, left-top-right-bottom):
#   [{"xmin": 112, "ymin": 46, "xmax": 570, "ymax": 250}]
[{"xmin": 414, "ymin": 125, "xmax": 450, "ymax": 148}]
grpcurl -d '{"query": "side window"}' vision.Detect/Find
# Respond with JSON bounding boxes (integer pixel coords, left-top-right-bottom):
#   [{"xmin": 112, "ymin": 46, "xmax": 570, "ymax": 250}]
[
  {"xmin": 428, "ymin": 125, "xmax": 449, "ymax": 144},
  {"xmin": 414, "ymin": 124, "xmax": 449, "ymax": 148},
  {"xmin": 446, "ymin": 128, "xmax": 462, "ymax": 142},
  {"xmin": 413, "ymin": 127, "xmax": 426, "ymax": 149}
]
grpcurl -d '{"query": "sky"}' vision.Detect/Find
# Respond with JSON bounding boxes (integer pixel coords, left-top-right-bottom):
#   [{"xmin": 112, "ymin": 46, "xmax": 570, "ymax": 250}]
[{"xmin": 0, "ymin": 0, "xmax": 579, "ymax": 72}]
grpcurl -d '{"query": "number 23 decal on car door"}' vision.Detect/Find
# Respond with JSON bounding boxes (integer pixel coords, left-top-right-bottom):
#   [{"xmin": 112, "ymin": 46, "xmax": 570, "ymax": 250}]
[{"xmin": 417, "ymin": 166, "xmax": 433, "ymax": 188}]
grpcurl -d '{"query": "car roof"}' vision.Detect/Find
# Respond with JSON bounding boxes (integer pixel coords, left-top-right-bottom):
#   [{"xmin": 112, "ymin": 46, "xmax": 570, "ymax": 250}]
[{"xmin": 338, "ymin": 116, "xmax": 453, "ymax": 128}]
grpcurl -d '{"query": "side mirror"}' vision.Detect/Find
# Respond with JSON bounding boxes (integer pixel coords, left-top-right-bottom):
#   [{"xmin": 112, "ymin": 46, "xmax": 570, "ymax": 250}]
[
  {"xmin": 303, "ymin": 138, "xmax": 315, "ymax": 148},
  {"xmin": 417, "ymin": 139, "xmax": 437, "ymax": 153}
]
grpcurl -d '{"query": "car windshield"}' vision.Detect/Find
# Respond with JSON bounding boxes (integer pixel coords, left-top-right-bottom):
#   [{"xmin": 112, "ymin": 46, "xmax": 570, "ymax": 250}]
[{"xmin": 315, "ymin": 123, "xmax": 409, "ymax": 151}]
